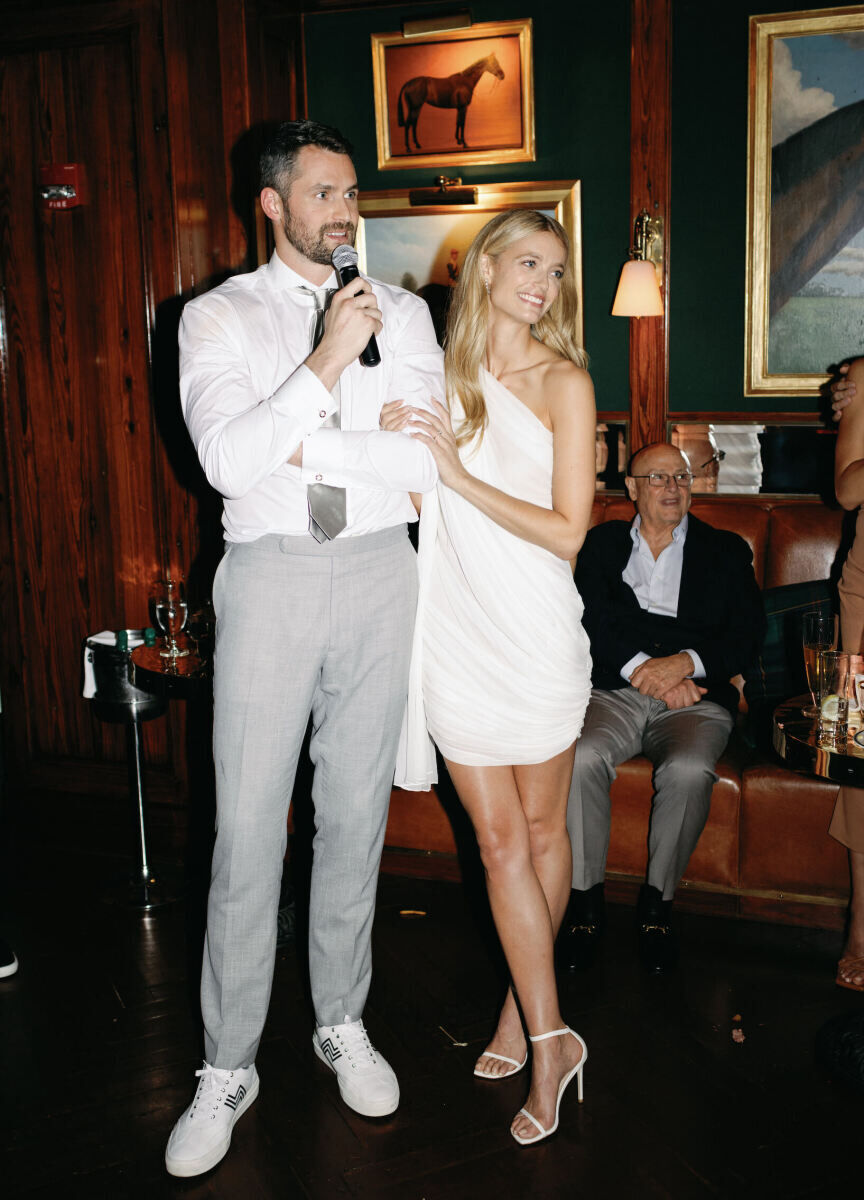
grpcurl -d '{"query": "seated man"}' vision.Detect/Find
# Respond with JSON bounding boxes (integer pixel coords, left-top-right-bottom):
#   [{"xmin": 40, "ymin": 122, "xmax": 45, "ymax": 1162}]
[{"xmin": 563, "ymin": 442, "xmax": 764, "ymax": 972}]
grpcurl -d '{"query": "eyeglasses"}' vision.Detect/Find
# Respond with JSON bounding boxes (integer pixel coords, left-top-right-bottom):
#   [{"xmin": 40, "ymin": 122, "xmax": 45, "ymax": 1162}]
[
  {"xmin": 630, "ymin": 471, "xmax": 694, "ymax": 488},
  {"xmin": 699, "ymin": 449, "xmax": 726, "ymax": 470}
]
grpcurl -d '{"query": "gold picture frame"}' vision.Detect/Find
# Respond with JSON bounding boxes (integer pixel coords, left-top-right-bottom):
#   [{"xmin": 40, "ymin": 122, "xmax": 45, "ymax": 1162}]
[
  {"xmin": 370, "ymin": 20, "xmax": 535, "ymax": 172},
  {"xmin": 745, "ymin": 7, "xmax": 864, "ymax": 396},
  {"xmin": 356, "ymin": 180, "xmax": 582, "ymax": 346}
]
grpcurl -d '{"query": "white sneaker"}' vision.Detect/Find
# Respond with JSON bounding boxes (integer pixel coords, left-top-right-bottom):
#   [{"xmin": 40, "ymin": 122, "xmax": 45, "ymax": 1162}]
[
  {"xmin": 313, "ymin": 1016, "xmax": 399, "ymax": 1117},
  {"xmin": 165, "ymin": 1062, "xmax": 259, "ymax": 1177},
  {"xmin": 0, "ymin": 939, "xmax": 18, "ymax": 979}
]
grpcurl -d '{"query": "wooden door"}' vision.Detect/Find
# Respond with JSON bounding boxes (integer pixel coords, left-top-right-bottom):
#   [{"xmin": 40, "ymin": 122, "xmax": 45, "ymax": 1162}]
[{"xmin": 0, "ymin": 13, "xmax": 191, "ymax": 799}]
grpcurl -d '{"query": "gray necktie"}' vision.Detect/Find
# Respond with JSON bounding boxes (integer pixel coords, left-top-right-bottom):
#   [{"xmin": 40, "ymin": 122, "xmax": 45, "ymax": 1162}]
[{"xmin": 298, "ymin": 287, "xmax": 347, "ymax": 542}]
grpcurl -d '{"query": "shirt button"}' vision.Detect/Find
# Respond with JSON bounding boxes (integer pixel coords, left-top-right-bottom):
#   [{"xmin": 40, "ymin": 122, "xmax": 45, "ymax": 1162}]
[
  {"xmin": 318, "ymin": 409, "xmax": 327, "ymax": 418},
  {"xmin": 315, "ymin": 473, "xmax": 323, "ymax": 481}
]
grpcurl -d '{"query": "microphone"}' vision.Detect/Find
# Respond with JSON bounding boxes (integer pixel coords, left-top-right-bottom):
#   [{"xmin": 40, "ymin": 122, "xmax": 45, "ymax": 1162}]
[{"xmin": 332, "ymin": 244, "xmax": 381, "ymax": 367}]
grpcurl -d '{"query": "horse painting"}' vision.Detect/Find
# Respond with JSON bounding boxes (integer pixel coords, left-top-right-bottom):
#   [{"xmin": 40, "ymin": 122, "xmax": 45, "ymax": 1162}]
[{"xmin": 397, "ymin": 53, "xmax": 505, "ymax": 153}]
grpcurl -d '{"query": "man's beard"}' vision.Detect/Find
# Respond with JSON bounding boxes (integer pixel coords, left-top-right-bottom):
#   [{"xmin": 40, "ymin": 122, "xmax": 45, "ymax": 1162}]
[{"xmin": 283, "ymin": 212, "xmax": 356, "ymax": 265}]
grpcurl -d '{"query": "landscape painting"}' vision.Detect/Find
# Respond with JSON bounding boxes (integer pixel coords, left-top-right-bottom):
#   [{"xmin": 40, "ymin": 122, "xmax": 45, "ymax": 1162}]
[{"xmin": 746, "ymin": 10, "xmax": 864, "ymax": 394}]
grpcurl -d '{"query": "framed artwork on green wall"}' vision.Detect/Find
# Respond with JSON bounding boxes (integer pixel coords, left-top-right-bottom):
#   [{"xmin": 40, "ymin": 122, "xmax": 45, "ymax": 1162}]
[
  {"xmin": 746, "ymin": 8, "xmax": 864, "ymax": 396},
  {"xmin": 357, "ymin": 178, "xmax": 627, "ymax": 484},
  {"xmin": 370, "ymin": 20, "xmax": 535, "ymax": 172},
  {"xmin": 356, "ymin": 180, "xmax": 582, "ymax": 346}
]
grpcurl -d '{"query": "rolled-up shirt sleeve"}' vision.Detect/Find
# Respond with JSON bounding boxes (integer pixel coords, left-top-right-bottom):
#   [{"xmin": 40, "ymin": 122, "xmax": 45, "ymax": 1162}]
[{"xmin": 179, "ymin": 298, "xmax": 336, "ymax": 500}]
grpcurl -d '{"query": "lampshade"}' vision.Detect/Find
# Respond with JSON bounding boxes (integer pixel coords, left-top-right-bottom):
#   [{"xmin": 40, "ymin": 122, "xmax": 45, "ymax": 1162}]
[{"xmin": 611, "ymin": 260, "xmax": 664, "ymax": 317}]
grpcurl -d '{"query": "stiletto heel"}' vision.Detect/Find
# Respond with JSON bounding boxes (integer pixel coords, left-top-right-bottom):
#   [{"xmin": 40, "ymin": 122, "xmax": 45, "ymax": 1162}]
[{"xmin": 511, "ymin": 1026, "xmax": 587, "ymax": 1146}]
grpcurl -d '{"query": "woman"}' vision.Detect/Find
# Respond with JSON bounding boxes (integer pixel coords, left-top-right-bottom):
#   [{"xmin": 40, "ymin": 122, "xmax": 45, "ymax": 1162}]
[
  {"xmin": 384, "ymin": 210, "xmax": 596, "ymax": 1144},
  {"xmin": 832, "ymin": 355, "xmax": 864, "ymax": 992}
]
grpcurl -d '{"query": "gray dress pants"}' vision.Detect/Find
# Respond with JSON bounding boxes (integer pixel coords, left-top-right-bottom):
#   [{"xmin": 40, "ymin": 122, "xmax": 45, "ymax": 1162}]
[
  {"xmin": 201, "ymin": 527, "xmax": 417, "ymax": 1069},
  {"xmin": 567, "ymin": 687, "xmax": 733, "ymax": 901}
]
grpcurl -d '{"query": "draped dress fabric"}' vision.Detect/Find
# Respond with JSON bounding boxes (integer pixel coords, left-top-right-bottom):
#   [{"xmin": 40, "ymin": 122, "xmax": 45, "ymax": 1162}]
[
  {"xmin": 396, "ymin": 368, "xmax": 592, "ymax": 790},
  {"xmin": 833, "ymin": 506, "xmax": 864, "ymax": 851}
]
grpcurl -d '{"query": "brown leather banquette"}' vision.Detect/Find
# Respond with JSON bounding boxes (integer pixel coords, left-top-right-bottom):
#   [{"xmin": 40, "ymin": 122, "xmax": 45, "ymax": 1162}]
[{"xmin": 383, "ymin": 496, "xmax": 853, "ymax": 930}]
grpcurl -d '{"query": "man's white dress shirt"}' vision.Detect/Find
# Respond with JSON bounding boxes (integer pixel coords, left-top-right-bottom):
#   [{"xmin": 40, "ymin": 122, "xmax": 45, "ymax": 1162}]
[
  {"xmin": 179, "ymin": 251, "xmax": 444, "ymax": 542},
  {"xmin": 619, "ymin": 514, "xmax": 706, "ymax": 681}
]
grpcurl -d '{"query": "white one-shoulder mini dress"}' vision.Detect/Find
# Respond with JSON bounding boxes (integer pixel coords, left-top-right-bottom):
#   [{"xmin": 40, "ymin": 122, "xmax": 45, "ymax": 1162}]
[{"xmin": 396, "ymin": 369, "xmax": 592, "ymax": 789}]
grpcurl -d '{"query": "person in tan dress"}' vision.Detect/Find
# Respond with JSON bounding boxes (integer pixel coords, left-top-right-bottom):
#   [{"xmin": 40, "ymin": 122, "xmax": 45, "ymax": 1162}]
[{"xmin": 832, "ymin": 354, "xmax": 864, "ymax": 991}]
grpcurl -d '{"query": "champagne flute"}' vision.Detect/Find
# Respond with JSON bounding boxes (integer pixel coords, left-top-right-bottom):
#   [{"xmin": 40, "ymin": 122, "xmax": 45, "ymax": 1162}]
[
  {"xmin": 152, "ymin": 576, "xmax": 189, "ymax": 658},
  {"xmin": 802, "ymin": 610, "xmax": 835, "ymax": 716}
]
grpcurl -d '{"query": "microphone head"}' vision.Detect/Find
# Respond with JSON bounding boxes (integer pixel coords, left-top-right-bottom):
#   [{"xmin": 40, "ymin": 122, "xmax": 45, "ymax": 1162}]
[{"xmin": 331, "ymin": 244, "xmax": 359, "ymax": 272}]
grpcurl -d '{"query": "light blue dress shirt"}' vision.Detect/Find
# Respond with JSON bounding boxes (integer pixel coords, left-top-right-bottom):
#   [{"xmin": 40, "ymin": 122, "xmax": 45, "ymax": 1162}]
[{"xmin": 619, "ymin": 514, "xmax": 706, "ymax": 682}]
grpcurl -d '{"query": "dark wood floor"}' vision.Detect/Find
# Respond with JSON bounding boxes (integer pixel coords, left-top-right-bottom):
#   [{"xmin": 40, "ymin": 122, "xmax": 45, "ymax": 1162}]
[{"xmin": 1, "ymin": 831, "xmax": 863, "ymax": 1200}]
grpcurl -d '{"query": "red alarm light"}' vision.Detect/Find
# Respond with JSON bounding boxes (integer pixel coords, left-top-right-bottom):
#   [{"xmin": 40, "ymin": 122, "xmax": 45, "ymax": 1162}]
[{"xmin": 39, "ymin": 164, "xmax": 86, "ymax": 210}]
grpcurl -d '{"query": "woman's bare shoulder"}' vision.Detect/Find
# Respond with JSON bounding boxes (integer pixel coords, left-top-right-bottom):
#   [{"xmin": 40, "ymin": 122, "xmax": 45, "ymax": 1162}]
[{"xmin": 544, "ymin": 358, "xmax": 594, "ymax": 404}]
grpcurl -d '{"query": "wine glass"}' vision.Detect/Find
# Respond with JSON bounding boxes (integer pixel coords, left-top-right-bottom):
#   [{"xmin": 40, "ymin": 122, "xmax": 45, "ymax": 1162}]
[
  {"xmin": 802, "ymin": 610, "xmax": 835, "ymax": 716},
  {"xmin": 152, "ymin": 576, "xmax": 189, "ymax": 658}
]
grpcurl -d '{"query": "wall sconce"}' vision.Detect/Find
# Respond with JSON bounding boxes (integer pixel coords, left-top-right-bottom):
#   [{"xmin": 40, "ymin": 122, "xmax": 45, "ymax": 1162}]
[
  {"xmin": 402, "ymin": 12, "xmax": 471, "ymax": 38},
  {"xmin": 611, "ymin": 208, "xmax": 664, "ymax": 317}
]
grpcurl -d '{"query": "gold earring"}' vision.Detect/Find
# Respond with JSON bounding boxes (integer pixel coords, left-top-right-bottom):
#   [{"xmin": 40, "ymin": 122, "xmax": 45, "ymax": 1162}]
[{"xmin": 484, "ymin": 278, "xmax": 490, "ymax": 296}]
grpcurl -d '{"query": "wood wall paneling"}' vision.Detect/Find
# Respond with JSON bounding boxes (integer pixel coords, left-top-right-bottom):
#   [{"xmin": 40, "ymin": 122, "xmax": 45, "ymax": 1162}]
[
  {"xmin": 0, "ymin": 35, "xmax": 172, "ymax": 774},
  {"xmin": 159, "ymin": 0, "xmax": 249, "ymax": 622},
  {"xmin": 628, "ymin": 0, "xmax": 671, "ymax": 450},
  {"xmin": 0, "ymin": 0, "xmax": 258, "ymax": 804}
]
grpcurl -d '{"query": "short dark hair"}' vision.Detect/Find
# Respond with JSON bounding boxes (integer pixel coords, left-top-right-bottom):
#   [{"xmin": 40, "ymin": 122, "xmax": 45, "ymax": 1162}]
[{"xmin": 259, "ymin": 120, "xmax": 354, "ymax": 196}]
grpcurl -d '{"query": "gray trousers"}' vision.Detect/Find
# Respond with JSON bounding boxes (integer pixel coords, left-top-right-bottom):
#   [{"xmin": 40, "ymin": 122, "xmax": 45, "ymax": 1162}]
[
  {"xmin": 201, "ymin": 527, "xmax": 417, "ymax": 1068},
  {"xmin": 567, "ymin": 687, "xmax": 733, "ymax": 901}
]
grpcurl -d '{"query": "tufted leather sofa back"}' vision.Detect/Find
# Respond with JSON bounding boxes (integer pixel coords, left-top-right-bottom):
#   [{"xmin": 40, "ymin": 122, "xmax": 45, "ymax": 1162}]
[{"xmin": 589, "ymin": 494, "xmax": 848, "ymax": 588}]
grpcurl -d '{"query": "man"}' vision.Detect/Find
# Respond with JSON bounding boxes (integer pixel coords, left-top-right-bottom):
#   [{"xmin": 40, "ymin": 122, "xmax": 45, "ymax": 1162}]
[
  {"xmin": 563, "ymin": 443, "xmax": 764, "ymax": 973},
  {"xmin": 165, "ymin": 121, "xmax": 443, "ymax": 1178}
]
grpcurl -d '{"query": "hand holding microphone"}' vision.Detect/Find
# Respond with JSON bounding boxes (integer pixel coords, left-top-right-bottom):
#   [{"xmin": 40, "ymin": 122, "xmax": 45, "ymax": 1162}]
[{"xmin": 332, "ymin": 245, "xmax": 381, "ymax": 367}]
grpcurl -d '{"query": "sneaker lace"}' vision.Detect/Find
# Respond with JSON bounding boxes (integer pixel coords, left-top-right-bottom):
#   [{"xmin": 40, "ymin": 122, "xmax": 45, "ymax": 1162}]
[
  {"xmin": 337, "ymin": 1020, "xmax": 378, "ymax": 1070},
  {"xmin": 190, "ymin": 1063, "xmax": 234, "ymax": 1117}
]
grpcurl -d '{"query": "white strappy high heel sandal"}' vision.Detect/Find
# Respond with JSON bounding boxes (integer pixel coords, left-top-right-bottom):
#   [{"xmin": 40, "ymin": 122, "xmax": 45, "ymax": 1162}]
[
  {"xmin": 511, "ymin": 1026, "xmax": 587, "ymax": 1146},
  {"xmin": 473, "ymin": 1047, "xmax": 528, "ymax": 1079}
]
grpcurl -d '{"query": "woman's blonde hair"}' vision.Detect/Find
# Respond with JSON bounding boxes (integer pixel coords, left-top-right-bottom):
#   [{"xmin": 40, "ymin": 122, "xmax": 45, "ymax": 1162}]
[{"xmin": 444, "ymin": 209, "xmax": 587, "ymax": 446}]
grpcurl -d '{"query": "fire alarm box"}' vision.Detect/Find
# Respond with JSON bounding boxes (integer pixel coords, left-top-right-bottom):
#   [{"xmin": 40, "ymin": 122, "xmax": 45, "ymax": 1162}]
[{"xmin": 39, "ymin": 164, "xmax": 86, "ymax": 210}]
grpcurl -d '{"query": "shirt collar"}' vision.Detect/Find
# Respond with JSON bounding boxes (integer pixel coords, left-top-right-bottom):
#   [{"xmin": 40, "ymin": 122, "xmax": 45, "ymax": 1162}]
[
  {"xmin": 266, "ymin": 249, "xmax": 337, "ymax": 292},
  {"xmin": 630, "ymin": 512, "xmax": 689, "ymax": 546}
]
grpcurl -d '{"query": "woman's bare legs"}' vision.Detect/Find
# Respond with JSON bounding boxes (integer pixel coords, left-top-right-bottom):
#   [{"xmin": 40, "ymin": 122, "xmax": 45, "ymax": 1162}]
[
  {"xmin": 839, "ymin": 849, "xmax": 864, "ymax": 988},
  {"xmin": 446, "ymin": 744, "xmax": 584, "ymax": 1139},
  {"xmin": 473, "ymin": 746, "xmax": 577, "ymax": 1078}
]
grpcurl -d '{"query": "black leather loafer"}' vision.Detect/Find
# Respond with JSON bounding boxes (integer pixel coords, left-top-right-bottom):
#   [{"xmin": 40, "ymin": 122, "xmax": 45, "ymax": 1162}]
[
  {"xmin": 637, "ymin": 884, "xmax": 678, "ymax": 973},
  {"xmin": 559, "ymin": 883, "xmax": 605, "ymax": 971}
]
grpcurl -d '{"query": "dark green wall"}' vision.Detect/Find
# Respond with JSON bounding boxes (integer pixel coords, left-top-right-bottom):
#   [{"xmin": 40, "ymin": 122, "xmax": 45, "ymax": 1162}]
[
  {"xmin": 670, "ymin": 0, "xmax": 831, "ymax": 416},
  {"xmin": 303, "ymin": 0, "xmax": 631, "ymax": 413},
  {"xmin": 304, "ymin": 0, "xmax": 841, "ymax": 421}
]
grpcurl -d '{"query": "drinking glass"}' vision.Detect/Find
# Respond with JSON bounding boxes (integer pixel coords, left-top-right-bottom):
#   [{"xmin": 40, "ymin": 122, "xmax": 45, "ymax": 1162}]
[
  {"xmin": 816, "ymin": 649, "xmax": 851, "ymax": 745},
  {"xmin": 802, "ymin": 611, "xmax": 835, "ymax": 716},
  {"xmin": 152, "ymin": 576, "xmax": 189, "ymax": 658}
]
